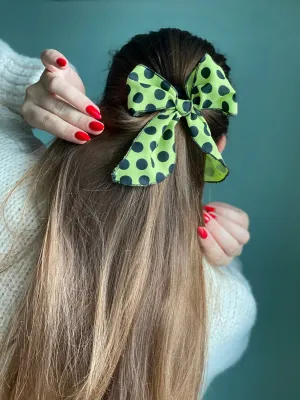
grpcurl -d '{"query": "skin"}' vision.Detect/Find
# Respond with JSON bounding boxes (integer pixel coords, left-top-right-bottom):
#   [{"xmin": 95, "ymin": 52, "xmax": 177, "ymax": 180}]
[{"xmin": 21, "ymin": 49, "xmax": 250, "ymax": 267}]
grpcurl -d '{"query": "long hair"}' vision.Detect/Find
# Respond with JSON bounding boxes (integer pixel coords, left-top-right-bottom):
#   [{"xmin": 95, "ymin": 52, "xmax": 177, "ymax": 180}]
[{"xmin": 0, "ymin": 28, "xmax": 231, "ymax": 399}]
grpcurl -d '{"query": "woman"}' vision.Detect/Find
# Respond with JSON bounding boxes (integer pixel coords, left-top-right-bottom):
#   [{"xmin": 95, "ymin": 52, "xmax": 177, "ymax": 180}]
[{"xmin": 0, "ymin": 28, "xmax": 256, "ymax": 399}]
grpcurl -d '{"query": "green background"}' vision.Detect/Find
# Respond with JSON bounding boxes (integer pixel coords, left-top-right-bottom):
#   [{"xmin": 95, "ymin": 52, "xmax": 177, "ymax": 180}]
[{"xmin": 1, "ymin": 1, "xmax": 299, "ymax": 398}]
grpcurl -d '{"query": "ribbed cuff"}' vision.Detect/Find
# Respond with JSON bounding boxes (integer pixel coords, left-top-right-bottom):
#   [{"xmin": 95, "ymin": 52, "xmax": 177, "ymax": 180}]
[{"xmin": 0, "ymin": 40, "xmax": 44, "ymax": 115}]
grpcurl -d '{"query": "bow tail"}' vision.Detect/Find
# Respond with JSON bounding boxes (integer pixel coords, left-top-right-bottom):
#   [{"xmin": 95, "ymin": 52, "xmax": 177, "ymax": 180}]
[
  {"xmin": 112, "ymin": 110, "xmax": 180, "ymax": 186},
  {"xmin": 186, "ymin": 114, "xmax": 229, "ymax": 182}
]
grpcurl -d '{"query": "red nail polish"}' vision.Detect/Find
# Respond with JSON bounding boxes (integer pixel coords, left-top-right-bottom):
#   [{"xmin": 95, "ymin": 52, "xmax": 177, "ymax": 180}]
[
  {"xmin": 209, "ymin": 212, "xmax": 217, "ymax": 219},
  {"xmin": 204, "ymin": 205, "xmax": 215, "ymax": 212},
  {"xmin": 75, "ymin": 131, "xmax": 91, "ymax": 142},
  {"xmin": 89, "ymin": 121, "xmax": 104, "ymax": 131},
  {"xmin": 204, "ymin": 212, "xmax": 210, "ymax": 224},
  {"xmin": 86, "ymin": 105, "xmax": 101, "ymax": 120},
  {"xmin": 56, "ymin": 58, "xmax": 67, "ymax": 67},
  {"xmin": 197, "ymin": 227, "xmax": 208, "ymax": 239}
]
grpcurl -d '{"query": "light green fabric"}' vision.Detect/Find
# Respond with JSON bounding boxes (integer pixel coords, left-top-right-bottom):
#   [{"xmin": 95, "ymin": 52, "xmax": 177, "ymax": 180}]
[{"xmin": 112, "ymin": 54, "xmax": 238, "ymax": 186}]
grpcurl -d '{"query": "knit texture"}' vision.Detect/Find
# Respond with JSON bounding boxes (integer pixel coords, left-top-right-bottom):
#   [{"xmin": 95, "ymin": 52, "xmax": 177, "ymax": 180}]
[{"xmin": 0, "ymin": 40, "xmax": 257, "ymax": 393}]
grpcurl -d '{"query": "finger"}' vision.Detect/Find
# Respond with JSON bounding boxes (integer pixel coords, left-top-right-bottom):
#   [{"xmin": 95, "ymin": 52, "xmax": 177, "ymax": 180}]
[
  {"xmin": 40, "ymin": 72, "xmax": 101, "ymax": 119},
  {"xmin": 40, "ymin": 49, "xmax": 69, "ymax": 72},
  {"xmin": 197, "ymin": 226, "xmax": 232, "ymax": 267},
  {"xmin": 32, "ymin": 85, "xmax": 104, "ymax": 135},
  {"xmin": 204, "ymin": 202, "xmax": 249, "ymax": 229},
  {"xmin": 207, "ymin": 212, "xmax": 250, "ymax": 246},
  {"xmin": 23, "ymin": 103, "xmax": 91, "ymax": 144},
  {"xmin": 203, "ymin": 213, "xmax": 242, "ymax": 258}
]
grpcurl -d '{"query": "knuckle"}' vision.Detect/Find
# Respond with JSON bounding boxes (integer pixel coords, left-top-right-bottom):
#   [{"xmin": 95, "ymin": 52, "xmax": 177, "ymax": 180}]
[
  {"xmin": 240, "ymin": 210, "xmax": 250, "ymax": 227},
  {"xmin": 42, "ymin": 113, "xmax": 53, "ymax": 130},
  {"xmin": 227, "ymin": 242, "xmax": 241, "ymax": 257},
  {"xmin": 47, "ymin": 76, "xmax": 60, "ymax": 93},
  {"xmin": 77, "ymin": 113, "xmax": 88, "ymax": 128},
  {"xmin": 52, "ymin": 100, "xmax": 66, "ymax": 116}
]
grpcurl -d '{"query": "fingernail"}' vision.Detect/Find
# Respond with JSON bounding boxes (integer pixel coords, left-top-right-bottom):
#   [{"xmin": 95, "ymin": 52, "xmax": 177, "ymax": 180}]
[
  {"xmin": 86, "ymin": 105, "xmax": 101, "ymax": 120},
  {"xmin": 197, "ymin": 227, "xmax": 208, "ymax": 239},
  {"xmin": 89, "ymin": 121, "xmax": 104, "ymax": 132},
  {"xmin": 204, "ymin": 212, "xmax": 210, "ymax": 224},
  {"xmin": 56, "ymin": 58, "xmax": 67, "ymax": 67},
  {"xmin": 204, "ymin": 205, "xmax": 215, "ymax": 212},
  {"xmin": 209, "ymin": 212, "xmax": 217, "ymax": 219},
  {"xmin": 75, "ymin": 131, "xmax": 91, "ymax": 142}
]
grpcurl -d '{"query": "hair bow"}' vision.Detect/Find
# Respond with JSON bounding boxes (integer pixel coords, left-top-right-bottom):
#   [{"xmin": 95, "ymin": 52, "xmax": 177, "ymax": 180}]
[{"xmin": 112, "ymin": 54, "xmax": 238, "ymax": 186}]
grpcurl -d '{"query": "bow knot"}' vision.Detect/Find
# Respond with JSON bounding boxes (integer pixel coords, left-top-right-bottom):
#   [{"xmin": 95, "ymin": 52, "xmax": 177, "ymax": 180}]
[
  {"xmin": 175, "ymin": 98, "xmax": 193, "ymax": 117},
  {"xmin": 112, "ymin": 54, "xmax": 238, "ymax": 187}
]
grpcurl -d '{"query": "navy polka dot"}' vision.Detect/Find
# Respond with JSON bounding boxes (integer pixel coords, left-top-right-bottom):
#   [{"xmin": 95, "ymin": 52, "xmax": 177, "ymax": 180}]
[
  {"xmin": 132, "ymin": 142, "xmax": 143, "ymax": 152},
  {"xmin": 133, "ymin": 92, "xmax": 144, "ymax": 103},
  {"xmin": 129, "ymin": 72, "xmax": 138, "ymax": 81},
  {"xmin": 119, "ymin": 159, "xmax": 130, "ymax": 170},
  {"xmin": 202, "ymin": 100, "xmax": 212, "ymax": 108},
  {"xmin": 139, "ymin": 175, "xmax": 150, "ymax": 185},
  {"xmin": 154, "ymin": 89, "xmax": 166, "ymax": 100},
  {"xmin": 166, "ymin": 99, "xmax": 175, "ymax": 108},
  {"xmin": 218, "ymin": 86, "xmax": 230, "ymax": 96},
  {"xmin": 169, "ymin": 164, "xmax": 175, "ymax": 173},
  {"xmin": 182, "ymin": 101, "xmax": 192, "ymax": 113},
  {"xmin": 157, "ymin": 151, "xmax": 169, "ymax": 162},
  {"xmin": 120, "ymin": 176, "xmax": 132, "ymax": 185},
  {"xmin": 203, "ymin": 123, "xmax": 210, "ymax": 136},
  {"xmin": 191, "ymin": 86, "xmax": 199, "ymax": 95},
  {"xmin": 201, "ymin": 67, "xmax": 211, "ymax": 79},
  {"xmin": 140, "ymin": 83, "xmax": 151, "ymax": 88},
  {"xmin": 193, "ymin": 97, "xmax": 201, "ymax": 106},
  {"xmin": 162, "ymin": 125, "xmax": 168, "ymax": 132},
  {"xmin": 195, "ymin": 109, "xmax": 201, "ymax": 116},
  {"xmin": 202, "ymin": 142, "xmax": 213, "ymax": 153},
  {"xmin": 190, "ymin": 112, "xmax": 197, "ymax": 120},
  {"xmin": 145, "ymin": 104, "xmax": 157, "ymax": 112},
  {"xmin": 151, "ymin": 158, "xmax": 155, "ymax": 168},
  {"xmin": 126, "ymin": 84, "xmax": 131, "ymax": 95},
  {"xmin": 163, "ymin": 129, "xmax": 173, "ymax": 140},
  {"xmin": 157, "ymin": 113, "xmax": 170, "ymax": 119},
  {"xmin": 144, "ymin": 68, "xmax": 155, "ymax": 79},
  {"xmin": 136, "ymin": 159, "xmax": 148, "ymax": 170},
  {"xmin": 190, "ymin": 126, "xmax": 199, "ymax": 137},
  {"xmin": 222, "ymin": 101, "xmax": 229, "ymax": 112},
  {"xmin": 156, "ymin": 172, "xmax": 165, "ymax": 183},
  {"xmin": 172, "ymin": 143, "xmax": 176, "ymax": 152},
  {"xmin": 144, "ymin": 126, "xmax": 157, "ymax": 135},
  {"xmin": 150, "ymin": 141, "xmax": 157, "ymax": 151},
  {"xmin": 200, "ymin": 55, "xmax": 206, "ymax": 63},
  {"xmin": 232, "ymin": 93, "xmax": 237, "ymax": 103},
  {"xmin": 128, "ymin": 108, "xmax": 135, "ymax": 115},
  {"xmin": 161, "ymin": 80, "xmax": 171, "ymax": 91},
  {"xmin": 216, "ymin": 70, "xmax": 225, "ymax": 79},
  {"xmin": 172, "ymin": 114, "xmax": 180, "ymax": 121},
  {"xmin": 206, "ymin": 167, "xmax": 214, "ymax": 177},
  {"xmin": 201, "ymin": 83, "xmax": 212, "ymax": 93}
]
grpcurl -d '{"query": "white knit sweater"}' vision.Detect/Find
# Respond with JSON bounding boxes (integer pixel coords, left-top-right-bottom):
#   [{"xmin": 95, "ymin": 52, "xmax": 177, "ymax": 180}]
[{"xmin": 0, "ymin": 40, "xmax": 257, "ymax": 394}]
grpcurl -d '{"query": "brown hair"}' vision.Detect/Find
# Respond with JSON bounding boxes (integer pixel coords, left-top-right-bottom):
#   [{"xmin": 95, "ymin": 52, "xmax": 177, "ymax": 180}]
[{"xmin": 0, "ymin": 28, "xmax": 232, "ymax": 399}]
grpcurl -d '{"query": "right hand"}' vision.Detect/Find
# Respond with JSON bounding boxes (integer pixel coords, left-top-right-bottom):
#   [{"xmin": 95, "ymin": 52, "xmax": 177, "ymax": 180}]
[{"xmin": 21, "ymin": 48, "xmax": 104, "ymax": 144}]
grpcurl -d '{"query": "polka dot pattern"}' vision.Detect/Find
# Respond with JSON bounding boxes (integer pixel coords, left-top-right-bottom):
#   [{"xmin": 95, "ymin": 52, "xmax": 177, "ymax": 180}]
[{"xmin": 112, "ymin": 53, "xmax": 237, "ymax": 186}]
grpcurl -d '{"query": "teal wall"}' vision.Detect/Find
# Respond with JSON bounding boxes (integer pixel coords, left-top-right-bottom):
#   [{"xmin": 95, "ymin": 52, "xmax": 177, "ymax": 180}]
[{"xmin": 1, "ymin": 1, "xmax": 299, "ymax": 398}]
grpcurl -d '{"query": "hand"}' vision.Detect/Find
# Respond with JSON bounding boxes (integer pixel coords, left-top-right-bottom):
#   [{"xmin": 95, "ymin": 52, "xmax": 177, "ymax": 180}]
[
  {"xmin": 21, "ymin": 49, "xmax": 104, "ymax": 144},
  {"xmin": 198, "ymin": 202, "xmax": 250, "ymax": 267}
]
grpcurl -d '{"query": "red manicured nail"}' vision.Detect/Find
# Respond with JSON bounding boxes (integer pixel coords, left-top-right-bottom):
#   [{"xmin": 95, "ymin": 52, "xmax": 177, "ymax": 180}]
[
  {"xmin": 89, "ymin": 121, "xmax": 104, "ymax": 131},
  {"xmin": 75, "ymin": 131, "xmax": 91, "ymax": 142},
  {"xmin": 204, "ymin": 205, "xmax": 215, "ymax": 212},
  {"xmin": 86, "ymin": 105, "xmax": 101, "ymax": 120},
  {"xmin": 197, "ymin": 227, "xmax": 208, "ymax": 239},
  {"xmin": 209, "ymin": 212, "xmax": 217, "ymax": 219},
  {"xmin": 56, "ymin": 58, "xmax": 67, "ymax": 67},
  {"xmin": 204, "ymin": 212, "xmax": 210, "ymax": 224}
]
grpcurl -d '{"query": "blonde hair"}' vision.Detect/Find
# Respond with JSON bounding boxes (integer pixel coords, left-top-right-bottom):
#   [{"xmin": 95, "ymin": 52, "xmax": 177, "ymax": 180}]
[{"xmin": 0, "ymin": 28, "xmax": 233, "ymax": 399}]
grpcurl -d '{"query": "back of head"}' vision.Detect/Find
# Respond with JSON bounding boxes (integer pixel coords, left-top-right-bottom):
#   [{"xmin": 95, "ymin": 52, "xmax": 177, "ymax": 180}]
[{"xmin": 0, "ymin": 28, "xmax": 232, "ymax": 399}]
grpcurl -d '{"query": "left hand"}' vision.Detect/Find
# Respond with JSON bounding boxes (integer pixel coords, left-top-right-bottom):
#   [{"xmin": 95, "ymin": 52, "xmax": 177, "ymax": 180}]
[{"xmin": 198, "ymin": 202, "xmax": 250, "ymax": 267}]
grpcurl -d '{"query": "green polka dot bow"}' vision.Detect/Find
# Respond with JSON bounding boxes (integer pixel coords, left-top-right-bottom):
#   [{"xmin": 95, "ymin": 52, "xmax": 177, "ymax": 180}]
[{"xmin": 112, "ymin": 54, "xmax": 238, "ymax": 186}]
